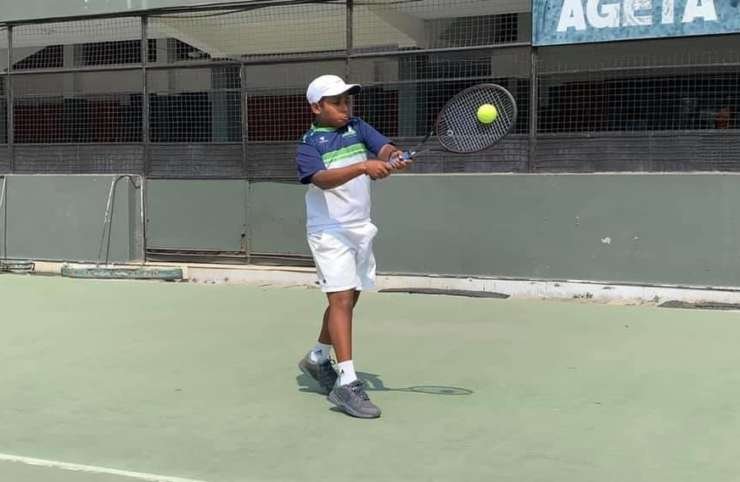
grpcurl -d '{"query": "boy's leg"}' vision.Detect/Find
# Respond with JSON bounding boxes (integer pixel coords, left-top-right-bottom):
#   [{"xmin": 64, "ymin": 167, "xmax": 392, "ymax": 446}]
[
  {"xmin": 299, "ymin": 301, "xmax": 345, "ymax": 395},
  {"xmin": 318, "ymin": 290, "xmax": 359, "ymax": 346},
  {"xmin": 298, "ymin": 291, "xmax": 359, "ymax": 394},
  {"xmin": 318, "ymin": 307, "xmax": 331, "ymax": 344},
  {"xmin": 325, "ymin": 288, "xmax": 380, "ymax": 418},
  {"xmin": 301, "ymin": 229, "xmax": 359, "ymax": 394},
  {"xmin": 326, "ymin": 289, "xmax": 358, "ymax": 363},
  {"xmin": 304, "ymin": 227, "xmax": 379, "ymax": 417}
]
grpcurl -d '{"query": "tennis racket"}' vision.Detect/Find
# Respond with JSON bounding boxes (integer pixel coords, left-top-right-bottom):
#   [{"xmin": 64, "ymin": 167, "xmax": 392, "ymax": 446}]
[{"xmin": 390, "ymin": 83, "xmax": 518, "ymax": 165}]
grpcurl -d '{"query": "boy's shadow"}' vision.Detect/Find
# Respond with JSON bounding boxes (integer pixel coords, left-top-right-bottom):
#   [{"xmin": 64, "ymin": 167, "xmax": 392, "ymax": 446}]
[{"xmin": 297, "ymin": 371, "xmax": 473, "ymax": 396}]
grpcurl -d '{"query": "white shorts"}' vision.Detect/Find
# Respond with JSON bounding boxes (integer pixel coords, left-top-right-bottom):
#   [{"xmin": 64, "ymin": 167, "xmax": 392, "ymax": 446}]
[{"xmin": 307, "ymin": 223, "xmax": 378, "ymax": 293}]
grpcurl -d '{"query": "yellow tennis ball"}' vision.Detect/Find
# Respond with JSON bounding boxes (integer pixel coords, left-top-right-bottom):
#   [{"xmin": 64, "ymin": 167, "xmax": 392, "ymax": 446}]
[{"xmin": 477, "ymin": 104, "xmax": 498, "ymax": 124}]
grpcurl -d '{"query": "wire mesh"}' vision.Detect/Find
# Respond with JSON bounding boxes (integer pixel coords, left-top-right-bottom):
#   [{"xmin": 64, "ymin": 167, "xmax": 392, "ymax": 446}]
[
  {"xmin": 0, "ymin": 1, "xmax": 738, "ymax": 177},
  {"xmin": 350, "ymin": 49, "xmax": 529, "ymax": 135},
  {"xmin": 245, "ymin": 59, "xmax": 346, "ymax": 140},
  {"xmin": 244, "ymin": 60, "xmax": 347, "ymax": 180},
  {"xmin": 534, "ymin": 36, "xmax": 740, "ymax": 171},
  {"xmin": 0, "ymin": 73, "xmax": 7, "ymax": 171},
  {"xmin": 0, "ymin": 25, "xmax": 9, "ymax": 69},
  {"xmin": 537, "ymin": 37, "xmax": 740, "ymax": 133},
  {"xmin": 12, "ymin": 18, "xmax": 143, "ymax": 70},
  {"xmin": 348, "ymin": 50, "xmax": 530, "ymax": 173},
  {"xmin": 247, "ymin": 87, "xmax": 311, "ymax": 143},
  {"xmin": 0, "ymin": 76, "xmax": 7, "ymax": 146},
  {"xmin": 13, "ymin": 72, "xmax": 143, "ymax": 143},
  {"xmin": 1, "ymin": 27, "xmax": 8, "ymax": 156},
  {"xmin": 352, "ymin": 0, "xmax": 524, "ymax": 53},
  {"xmin": 148, "ymin": 144, "xmax": 243, "ymax": 179},
  {"xmin": 148, "ymin": 66, "xmax": 241, "ymax": 143},
  {"xmin": 13, "ymin": 144, "xmax": 145, "ymax": 174},
  {"xmin": 245, "ymin": 49, "xmax": 532, "ymax": 179},
  {"xmin": 149, "ymin": 4, "xmax": 347, "ymax": 63},
  {"xmin": 146, "ymin": 65, "xmax": 242, "ymax": 178},
  {"xmin": 538, "ymin": 69, "xmax": 740, "ymax": 133}
]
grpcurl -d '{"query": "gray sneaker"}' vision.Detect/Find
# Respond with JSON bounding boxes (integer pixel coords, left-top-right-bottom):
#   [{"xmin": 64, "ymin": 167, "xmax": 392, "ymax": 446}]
[
  {"xmin": 298, "ymin": 354, "xmax": 338, "ymax": 394},
  {"xmin": 328, "ymin": 380, "xmax": 381, "ymax": 418}
]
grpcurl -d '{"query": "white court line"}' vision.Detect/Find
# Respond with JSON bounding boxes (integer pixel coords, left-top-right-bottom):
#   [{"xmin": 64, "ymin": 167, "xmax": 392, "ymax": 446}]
[{"xmin": 0, "ymin": 453, "xmax": 209, "ymax": 482}]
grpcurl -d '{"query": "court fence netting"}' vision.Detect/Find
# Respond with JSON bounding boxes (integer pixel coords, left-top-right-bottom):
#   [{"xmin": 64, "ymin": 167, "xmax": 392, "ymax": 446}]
[{"xmin": 0, "ymin": 1, "xmax": 737, "ymax": 181}]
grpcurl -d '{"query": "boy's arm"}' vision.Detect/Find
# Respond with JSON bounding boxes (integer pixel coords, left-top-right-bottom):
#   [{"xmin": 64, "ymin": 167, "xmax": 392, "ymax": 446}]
[
  {"xmin": 377, "ymin": 144, "xmax": 401, "ymax": 162},
  {"xmin": 312, "ymin": 160, "xmax": 390, "ymax": 190},
  {"xmin": 353, "ymin": 119, "xmax": 410, "ymax": 169},
  {"xmin": 378, "ymin": 143, "xmax": 411, "ymax": 170}
]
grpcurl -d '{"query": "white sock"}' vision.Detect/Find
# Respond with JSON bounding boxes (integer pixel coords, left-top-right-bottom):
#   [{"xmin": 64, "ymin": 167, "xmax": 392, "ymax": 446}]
[
  {"xmin": 336, "ymin": 360, "xmax": 358, "ymax": 386},
  {"xmin": 309, "ymin": 342, "xmax": 332, "ymax": 364}
]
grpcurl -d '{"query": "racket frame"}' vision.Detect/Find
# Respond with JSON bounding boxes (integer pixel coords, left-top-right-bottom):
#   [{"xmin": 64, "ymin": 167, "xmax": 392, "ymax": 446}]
[{"xmin": 396, "ymin": 83, "xmax": 518, "ymax": 162}]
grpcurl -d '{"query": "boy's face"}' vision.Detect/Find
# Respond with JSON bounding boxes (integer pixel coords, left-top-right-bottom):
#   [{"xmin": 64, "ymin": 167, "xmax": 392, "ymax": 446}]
[{"xmin": 311, "ymin": 94, "xmax": 352, "ymax": 128}]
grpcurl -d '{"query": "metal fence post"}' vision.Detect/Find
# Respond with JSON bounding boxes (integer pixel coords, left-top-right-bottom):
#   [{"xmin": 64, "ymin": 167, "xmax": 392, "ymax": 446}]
[
  {"xmin": 346, "ymin": 0, "xmax": 353, "ymax": 80},
  {"xmin": 528, "ymin": 47, "xmax": 538, "ymax": 173},
  {"xmin": 240, "ymin": 63, "xmax": 251, "ymax": 263},
  {"xmin": 240, "ymin": 63, "xmax": 249, "ymax": 179},
  {"xmin": 141, "ymin": 15, "xmax": 150, "ymax": 176},
  {"xmin": 7, "ymin": 26, "xmax": 14, "ymax": 173}
]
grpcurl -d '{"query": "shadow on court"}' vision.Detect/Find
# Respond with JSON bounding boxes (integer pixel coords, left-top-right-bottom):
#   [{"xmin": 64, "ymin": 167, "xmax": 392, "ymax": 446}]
[{"xmin": 296, "ymin": 371, "xmax": 474, "ymax": 396}]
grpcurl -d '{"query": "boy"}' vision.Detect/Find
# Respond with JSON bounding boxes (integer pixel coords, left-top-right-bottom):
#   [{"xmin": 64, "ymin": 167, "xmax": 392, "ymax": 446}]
[{"xmin": 295, "ymin": 74, "xmax": 409, "ymax": 418}]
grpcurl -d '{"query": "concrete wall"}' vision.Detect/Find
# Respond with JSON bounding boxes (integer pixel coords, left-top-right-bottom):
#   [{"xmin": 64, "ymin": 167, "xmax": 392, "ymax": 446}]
[
  {"xmin": 372, "ymin": 175, "xmax": 740, "ymax": 286},
  {"xmin": 145, "ymin": 174, "xmax": 740, "ymax": 288},
  {"xmin": 247, "ymin": 181, "xmax": 308, "ymax": 257},
  {"xmin": 0, "ymin": 175, "xmax": 141, "ymax": 263},
  {"xmin": 4, "ymin": 174, "xmax": 740, "ymax": 288},
  {"xmin": 145, "ymin": 179, "xmax": 246, "ymax": 252},
  {"xmin": 143, "ymin": 179, "xmax": 308, "ymax": 257}
]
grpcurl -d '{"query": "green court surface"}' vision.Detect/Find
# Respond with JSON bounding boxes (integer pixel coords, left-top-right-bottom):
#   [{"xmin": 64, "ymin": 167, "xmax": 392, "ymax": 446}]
[{"xmin": 2, "ymin": 275, "xmax": 740, "ymax": 482}]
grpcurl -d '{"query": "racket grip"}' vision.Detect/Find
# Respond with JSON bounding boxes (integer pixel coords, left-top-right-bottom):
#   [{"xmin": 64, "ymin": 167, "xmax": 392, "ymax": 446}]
[{"xmin": 388, "ymin": 150, "xmax": 414, "ymax": 167}]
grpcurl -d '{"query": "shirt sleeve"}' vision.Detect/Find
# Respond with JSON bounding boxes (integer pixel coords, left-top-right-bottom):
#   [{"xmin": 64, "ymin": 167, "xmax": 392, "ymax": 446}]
[
  {"xmin": 354, "ymin": 118, "xmax": 392, "ymax": 156},
  {"xmin": 296, "ymin": 142, "xmax": 325, "ymax": 185}
]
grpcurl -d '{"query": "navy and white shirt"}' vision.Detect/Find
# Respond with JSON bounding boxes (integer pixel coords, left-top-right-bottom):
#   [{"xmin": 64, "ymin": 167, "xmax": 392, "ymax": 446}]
[{"xmin": 296, "ymin": 117, "xmax": 390, "ymax": 232}]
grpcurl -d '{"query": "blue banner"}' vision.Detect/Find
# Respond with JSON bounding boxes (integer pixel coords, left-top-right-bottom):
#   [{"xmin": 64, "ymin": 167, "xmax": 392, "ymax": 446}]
[{"xmin": 533, "ymin": 0, "xmax": 740, "ymax": 45}]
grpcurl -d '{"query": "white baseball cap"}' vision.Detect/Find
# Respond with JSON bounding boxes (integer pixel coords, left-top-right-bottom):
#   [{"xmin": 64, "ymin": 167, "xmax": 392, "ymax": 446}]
[{"xmin": 306, "ymin": 75, "xmax": 361, "ymax": 104}]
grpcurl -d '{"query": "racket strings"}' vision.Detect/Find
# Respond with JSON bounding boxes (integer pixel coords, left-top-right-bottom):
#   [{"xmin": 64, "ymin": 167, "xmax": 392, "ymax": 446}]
[{"xmin": 436, "ymin": 84, "xmax": 517, "ymax": 153}]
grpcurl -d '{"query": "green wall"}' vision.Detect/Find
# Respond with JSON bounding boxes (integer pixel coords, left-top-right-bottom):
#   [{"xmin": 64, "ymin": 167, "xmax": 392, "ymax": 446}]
[
  {"xmin": 0, "ymin": 175, "xmax": 139, "ymax": 263},
  {"xmin": 245, "ymin": 175, "xmax": 740, "ymax": 287},
  {"xmin": 372, "ymin": 175, "xmax": 740, "ymax": 286},
  {"xmin": 144, "ymin": 179, "xmax": 309, "ymax": 257},
  {"xmin": 4, "ymin": 174, "xmax": 740, "ymax": 288},
  {"xmin": 146, "ymin": 180, "xmax": 246, "ymax": 252},
  {"xmin": 248, "ymin": 181, "xmax": 308, "ymax": 257}
]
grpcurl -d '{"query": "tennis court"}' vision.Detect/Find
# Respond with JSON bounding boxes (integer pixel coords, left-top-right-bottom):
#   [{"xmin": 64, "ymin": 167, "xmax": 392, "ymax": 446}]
[{"xmin": 2, "ymin": 274, "xmax": 740, "ymax": 482}]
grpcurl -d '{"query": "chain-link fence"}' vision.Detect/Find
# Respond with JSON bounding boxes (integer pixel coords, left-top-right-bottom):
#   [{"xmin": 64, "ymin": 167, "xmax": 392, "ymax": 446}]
[
  {"xmin": 0, "ymin": 25, "xmax": 9, "ymax": 173},
  {"xmin": 0, "ymin": 0, "xmax": 738, "ymax": 179},
  {"xmin": 535, "ymin": 36, "xmax": 740, "ymax": 171}
]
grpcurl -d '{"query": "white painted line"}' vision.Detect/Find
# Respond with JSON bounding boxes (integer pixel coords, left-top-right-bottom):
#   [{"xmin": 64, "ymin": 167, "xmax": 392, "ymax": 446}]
[{"xmin": 0, "ymin": 453, "xmax": 208, "ymax": 482}]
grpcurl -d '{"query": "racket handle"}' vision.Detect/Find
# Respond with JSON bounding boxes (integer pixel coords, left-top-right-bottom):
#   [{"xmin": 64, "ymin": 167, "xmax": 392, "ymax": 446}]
[{"xmin": 388, "ymin": 150, "xmax": 415, "ymax": 167}]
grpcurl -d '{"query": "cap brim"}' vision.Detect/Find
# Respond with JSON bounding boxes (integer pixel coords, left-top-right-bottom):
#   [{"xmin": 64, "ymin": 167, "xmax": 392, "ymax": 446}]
[{"xmin": 322, "ymin": 83, "xmax": 362, "ymax": 99}]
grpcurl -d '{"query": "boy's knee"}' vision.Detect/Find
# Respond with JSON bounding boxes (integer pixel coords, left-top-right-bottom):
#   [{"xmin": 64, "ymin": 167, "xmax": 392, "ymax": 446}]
[{"xmin": 328, "ymin": 291, "xmax": 355, "ymax": 310}]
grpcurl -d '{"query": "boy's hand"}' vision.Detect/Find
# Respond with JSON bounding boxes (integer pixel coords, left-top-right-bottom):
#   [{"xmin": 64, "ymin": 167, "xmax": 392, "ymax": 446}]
[
  {"xmin": 363, "ymin": 160, "xmax": 391, "ymax": 180},
  {"xmin": 388, "ymin": 150, "xmax": 413, "ymax": 171}
]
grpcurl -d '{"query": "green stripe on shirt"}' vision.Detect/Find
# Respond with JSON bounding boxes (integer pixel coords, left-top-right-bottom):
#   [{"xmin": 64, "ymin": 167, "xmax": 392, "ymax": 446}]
[
  {"xmin": 322, "ymin": 143, "xmax": 367, "ymax": 165},
  {"xmin": 311, "ymin": 126, "xmax": 336, "ymax": 133}
]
